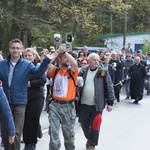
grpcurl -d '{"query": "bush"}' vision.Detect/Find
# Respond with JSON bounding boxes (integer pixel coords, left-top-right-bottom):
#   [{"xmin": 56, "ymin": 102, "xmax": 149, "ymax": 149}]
[{"xmin": 142, "ymin": 38, "xmax": 150, "ymax": 54}]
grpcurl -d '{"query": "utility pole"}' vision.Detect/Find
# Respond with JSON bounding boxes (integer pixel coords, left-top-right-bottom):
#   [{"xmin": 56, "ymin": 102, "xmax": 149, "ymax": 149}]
[
  {"xmin": 123, "ymin": 0, "xmax": 128, "ymax": 48},
  {"xmin": 110, "ymin": 13, "xmax": 113, "ymax": 46}
]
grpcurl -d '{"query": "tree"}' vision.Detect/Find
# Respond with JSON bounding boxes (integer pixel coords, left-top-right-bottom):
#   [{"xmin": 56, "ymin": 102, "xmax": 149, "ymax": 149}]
[
  {"xmin": 142, "ymin": 38, "xmax": 150, "ymax": 54},
  {"xmin": 0, "ymin": 0, "xmax": 150, "ymax": 54}
]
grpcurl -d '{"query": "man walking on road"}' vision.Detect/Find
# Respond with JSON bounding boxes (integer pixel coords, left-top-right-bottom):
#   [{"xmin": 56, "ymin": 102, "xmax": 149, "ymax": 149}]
[
  {"xmin": 47, "ymin": 44, "xmax": 78, "ymax": 150},
  {"xmin": 78, "ymin": 53, "xmax": 115, "ymax": 150},
  {"xmin": 0, "ymin": 38, "xmax": 55, "ymax": 150},
  {"xmin": 127, "ymin": 56, "xmax": 147, "ymax": 104}
]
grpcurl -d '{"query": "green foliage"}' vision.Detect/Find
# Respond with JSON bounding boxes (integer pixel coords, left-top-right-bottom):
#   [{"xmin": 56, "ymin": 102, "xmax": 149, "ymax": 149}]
[
  {"xmin": 0, "ymin": 0, "xmax": 150, "ymax": 53},
  {"xmin": 142, "ymin": 38, "xmax": 150, "ymax": 54}
]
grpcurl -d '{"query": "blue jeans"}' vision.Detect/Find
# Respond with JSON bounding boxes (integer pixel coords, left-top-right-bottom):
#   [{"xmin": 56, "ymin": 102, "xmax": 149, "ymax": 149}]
[
  {"xmin": 48, "ymin": 101, "xmax": 76, "ymax": 150},
  {"xmin": 125, "ymin": 79, "xmax": 130, "ymax": 97}
]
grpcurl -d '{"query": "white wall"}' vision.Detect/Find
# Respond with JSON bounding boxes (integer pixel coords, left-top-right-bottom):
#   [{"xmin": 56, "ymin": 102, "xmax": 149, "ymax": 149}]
[{"xmin": 105, "ymin": 33, "xmax": 150, "ymax": 53}]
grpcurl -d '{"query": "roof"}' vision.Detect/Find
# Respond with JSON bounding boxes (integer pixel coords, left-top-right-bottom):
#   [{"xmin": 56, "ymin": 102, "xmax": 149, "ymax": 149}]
[{"xmin": 99, "ymin": 31, "xmax": 150, "ymax": 39}]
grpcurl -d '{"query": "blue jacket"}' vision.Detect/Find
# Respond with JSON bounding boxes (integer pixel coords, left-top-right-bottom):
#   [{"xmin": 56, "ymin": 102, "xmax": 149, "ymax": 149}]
[
  {"xmin": 0, "ymin": 55, "xmax": 50, "ymax": 105},
  {"xmin": 0, "ymin": 86, "xmax": 15, "ymax": 136}
]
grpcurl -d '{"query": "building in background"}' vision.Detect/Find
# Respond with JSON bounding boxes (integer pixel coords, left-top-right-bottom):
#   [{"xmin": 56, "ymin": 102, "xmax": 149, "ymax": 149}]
[{"xmin": 100, "ymin": 32, "xmax": 150, "ymax": 53}]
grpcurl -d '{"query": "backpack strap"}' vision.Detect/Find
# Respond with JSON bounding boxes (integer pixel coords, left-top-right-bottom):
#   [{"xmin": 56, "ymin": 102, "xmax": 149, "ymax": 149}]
[
  {"xmin": 53, "ymin": 68, "xmax": 76, "ymax": 86},
  {"xmin": 53, "ymin": 68, "xmax": 60, "ymax": 80},
  {"xmin": 67, "ymin": 68, "xmax": 77, "ymax": 87}
]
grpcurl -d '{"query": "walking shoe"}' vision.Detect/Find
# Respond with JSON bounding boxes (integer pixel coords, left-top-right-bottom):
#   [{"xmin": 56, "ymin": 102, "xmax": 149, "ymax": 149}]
[
  {"xmin": 147, "ymin": 93, "xmax": 150, "ymax": 96},
  {"xmin": 23, "ymin": 143, "xmax": 36, "ymax": 150},
  {"xmin": 37, "ymin": 128, "xmax": 43, "ymax": 139},
  {"xmin": 133, "ymin": 98, "xmax": 139, "ymax": 104},
  {"xmin": 86, "ymin": 140, "xmax": 95, "ymax": 150},
  {"xmin": 86, "ymin": 140, "xmax": 90, "ymax": 149},
  {"xmin": 125, "ymin": 96, "xmax": 129, "ymax": 100},
  {"xmin": 29, "ymin": 143, "xmax": 36, "ymax": 150},
  {"xmin": 21, "ymin": 138, "xmax": 24, "ymax": 143},
  {"xmin": 88, "ymin": 145, "xmax": 95, "ymax": 150},
  {"xmin": 23, "ymin": 144, "xmax": 29, "ymax": 150},
  {"xmin": 1, "ymin": 141, "xmax": 4, "ymax": 147},
  {"xmin": 117, "ymin": 98, "xmax": 120, "ymax": 102}
]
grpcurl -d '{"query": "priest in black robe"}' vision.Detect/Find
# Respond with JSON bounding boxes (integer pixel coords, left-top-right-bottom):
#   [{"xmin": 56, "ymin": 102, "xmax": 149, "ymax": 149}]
[{"xmin": 127, "ymin": 56, "xmax": 147, "ymax": 104}]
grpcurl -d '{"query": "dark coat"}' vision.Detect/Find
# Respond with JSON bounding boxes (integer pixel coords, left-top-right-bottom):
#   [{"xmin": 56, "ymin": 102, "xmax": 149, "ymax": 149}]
[
  {"xmin": 128, "ymin": 63, "xmax": 147, "ymax": 100},
  {"xmin": 78, "ymin": 66, "xmax": 115, "ymax": 112},
  {"xmin": 28, "ymin": 62, "xmax": 46, "ymax": 101}
]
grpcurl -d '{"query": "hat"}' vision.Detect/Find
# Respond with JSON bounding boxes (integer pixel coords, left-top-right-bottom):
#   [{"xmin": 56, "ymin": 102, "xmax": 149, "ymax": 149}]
[
  {"xmin": 49, "ymin": 46, "xmax": 55, "ymax": 49},
  {"xmin": 49, "ymin": 46, "xmax": 55, "ymax": 52},
  {"xmin": 92, "ymin": 113, "xmax": 102, "ymax": 131}
]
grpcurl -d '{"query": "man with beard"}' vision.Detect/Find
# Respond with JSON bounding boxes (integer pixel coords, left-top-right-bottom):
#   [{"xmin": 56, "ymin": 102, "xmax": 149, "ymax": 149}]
[
  {"xmin": 47, "ymin": 44, "xmax": 78, "ymax": 150},
  {"xmin": 126, "ymin": 56, "xmax": 147, "ymax": 104}
]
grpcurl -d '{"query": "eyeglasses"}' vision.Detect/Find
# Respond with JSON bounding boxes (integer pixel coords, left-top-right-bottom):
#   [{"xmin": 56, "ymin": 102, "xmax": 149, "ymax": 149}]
[
  {"xmin": 127, "ymin": 56, "xmax": 131, "ymax": 57},
  {"xmin": 10, "ymin": 47, "xmax": 22, "ymax": 50},
  {"xmin": 80, "ymin": 54, "xmax": 84, "ymax": 56},
  {"xmin": 81, "ymin": 63, "xmax": 87, "ymax": 65}
]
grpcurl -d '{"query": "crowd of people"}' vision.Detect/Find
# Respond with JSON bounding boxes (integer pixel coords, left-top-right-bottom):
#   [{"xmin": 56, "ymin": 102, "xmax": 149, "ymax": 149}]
[{"xmin": 0, "ymin": 39, "xmax": 150, "ymax": 150}]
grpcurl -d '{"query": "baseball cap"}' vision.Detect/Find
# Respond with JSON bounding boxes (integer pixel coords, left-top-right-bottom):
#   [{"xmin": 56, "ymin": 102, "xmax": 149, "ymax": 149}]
[
  {"xmin": 92, "ymin": 113, "xmax": 102, "ymax": 131},
  {"xmin": 49, "ymin": 46, "xmax": 55, "ymax": 52}
]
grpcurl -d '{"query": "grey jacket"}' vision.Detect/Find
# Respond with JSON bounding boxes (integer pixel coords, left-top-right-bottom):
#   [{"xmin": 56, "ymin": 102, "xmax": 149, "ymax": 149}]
[{"xmin": 78, "ymin": 66, "xmax": 115, "ymax": 112}]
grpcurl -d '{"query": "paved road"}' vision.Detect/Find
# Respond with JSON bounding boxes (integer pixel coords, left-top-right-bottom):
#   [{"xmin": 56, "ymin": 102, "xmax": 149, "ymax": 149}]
[{"xmin": 1, "ymin": 89, "xmax": 150, "ymax": 150}]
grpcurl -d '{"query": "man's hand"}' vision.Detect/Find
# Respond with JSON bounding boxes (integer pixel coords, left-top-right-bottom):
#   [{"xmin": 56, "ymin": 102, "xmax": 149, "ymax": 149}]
[
  {"xmin": 107, "ymin": 105, "xmax": 113, "ymax": 112},
  {"xmin": 57, "ymin": 44, "xmax": 66, "ymax": 54},
  {"xmin": 46, "ymin": 52, "xmax": 58, "ymax": 62},
  {"xmin": 28, "ymin": 81, "xmax": 31, "ymax": 87},
  {"xmin": 126, "ymin": 75, "xmax": 129, "ymax": 80},
  {"xmin": 9, "ymin": 136, "xmax": 15, "ymax": 144},
  {"xmin": 144, "ymin": 79, "xmax": 148, "ymax": 85}
]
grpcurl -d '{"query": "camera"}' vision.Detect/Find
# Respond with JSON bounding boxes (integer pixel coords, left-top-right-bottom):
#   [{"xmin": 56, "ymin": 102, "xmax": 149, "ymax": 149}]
[
  {"xmin": 54, "ymin": 34, "xmax": 62, "ymax": 45},
  {"xmin": 66, "ymin": 32, "xmax": 74, "ymax": 44}
]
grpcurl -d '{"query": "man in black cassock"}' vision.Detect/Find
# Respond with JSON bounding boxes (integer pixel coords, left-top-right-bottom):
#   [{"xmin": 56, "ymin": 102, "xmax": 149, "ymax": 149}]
[{"xmin": 127, "ymin": 56, "xmax": 147, "ymax": 104}]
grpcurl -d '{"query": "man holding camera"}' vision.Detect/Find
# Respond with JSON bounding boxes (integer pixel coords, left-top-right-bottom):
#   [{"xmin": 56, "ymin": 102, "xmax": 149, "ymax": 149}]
[{"xmin": 47, "ymin": 44, "xmax": 78, "ymax": 150}]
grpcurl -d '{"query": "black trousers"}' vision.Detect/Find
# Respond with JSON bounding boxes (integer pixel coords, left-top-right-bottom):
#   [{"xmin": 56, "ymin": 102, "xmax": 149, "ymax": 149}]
[
  {"xmin": 79, "ymin": 104, "xmax": 100, "ymax": 146},
  {"xmin": 23, "ymin": 98, "xmax": 44, "ymax": 144},
  {"xmin": 114, "ymin": 84, "xmax": 121, "ymax": 100}
]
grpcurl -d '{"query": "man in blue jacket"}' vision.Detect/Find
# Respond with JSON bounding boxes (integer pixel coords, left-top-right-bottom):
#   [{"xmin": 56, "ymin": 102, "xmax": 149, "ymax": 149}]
[
  {"xmin": 0, "ymin": 86, "xmax": 15, "ymax": 145},
  {"xmin": 0, "ymin": 38, "xmax": 55, "ymax": 150}
]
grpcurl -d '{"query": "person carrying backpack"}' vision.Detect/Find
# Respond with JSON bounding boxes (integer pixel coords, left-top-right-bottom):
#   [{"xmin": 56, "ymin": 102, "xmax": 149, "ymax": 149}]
[{"xmin": 47, "ymin": 44, "xmax": 78, "ymax": 150}]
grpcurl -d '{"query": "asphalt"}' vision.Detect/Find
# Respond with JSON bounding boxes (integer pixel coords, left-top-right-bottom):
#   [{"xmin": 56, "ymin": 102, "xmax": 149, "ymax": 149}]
[{"xmin": 1, "ymin": 89, "xmax": 150, "ymax": 150}]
